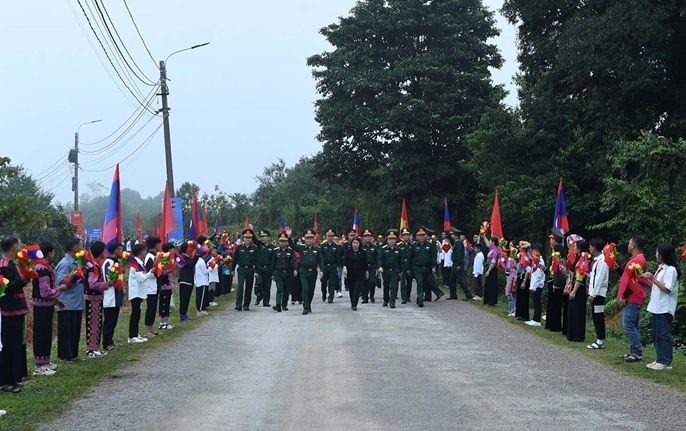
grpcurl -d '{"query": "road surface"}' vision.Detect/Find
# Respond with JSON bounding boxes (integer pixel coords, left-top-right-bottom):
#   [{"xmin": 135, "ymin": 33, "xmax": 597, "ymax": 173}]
[{"xmin": 39, "ymin": 287, "xmax": 685, "ymax": 430}]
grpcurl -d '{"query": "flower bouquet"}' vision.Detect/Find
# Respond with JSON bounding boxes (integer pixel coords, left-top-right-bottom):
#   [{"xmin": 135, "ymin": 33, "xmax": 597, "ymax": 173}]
[
  {"xmin": 106, "ymin": 262, "xmax": 125, "ymax": 289},
  {"xmin": 64, "ymin": 267, "xmax": 84, "ymax": 287}
]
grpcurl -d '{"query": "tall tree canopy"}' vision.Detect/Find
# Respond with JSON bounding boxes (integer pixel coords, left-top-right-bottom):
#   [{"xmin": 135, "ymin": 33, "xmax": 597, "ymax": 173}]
[{"xmin": 307, "ymin": 0, "xmax": 504, "ymax": 214}]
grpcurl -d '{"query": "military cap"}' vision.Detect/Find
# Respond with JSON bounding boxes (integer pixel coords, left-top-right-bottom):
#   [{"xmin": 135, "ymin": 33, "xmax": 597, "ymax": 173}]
[
  {"xmin": 548, "ymin": 227, "xmax": 564, "ymax": 239},
  {"xmin": 303, "ymin": 229, "xmax": 317, "ymax": 238},
  {"xmin": 242, "ymin": 229, "xmax": 255, "ymax": 238},
  {"xmin": 277, "ymin": 233, "xmax": 289, "ymax": 241},
  {"xmin": 415, "ymin": 227, "xmax": 428, "ymax": 235},
  {"xmin": 400, "ymin": 228, "xmax": 412, "ymax": 235},
  {"xmin": 386, "ymin": 229, "xmax": 399, "ymax": 239},
  {"xmin": 325, "ymin": 228, "xmax": 336, "ymax": 235},
  {"xmin": 362, "ymin": 229, "xmax": 374, "ymax": 237},
  {"xmin": 259, "ymin": 229, "xmax": 271, "ymax": 237},
  {"xmin": 450, "ymin": 227, "xmax": 462, "ymax": 235}
]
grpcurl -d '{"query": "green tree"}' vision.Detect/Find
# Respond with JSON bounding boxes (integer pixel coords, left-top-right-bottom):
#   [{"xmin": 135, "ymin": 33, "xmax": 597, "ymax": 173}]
[{"xmin": 307, "ymin": 0, "xmax": 504, "ymax": 216}]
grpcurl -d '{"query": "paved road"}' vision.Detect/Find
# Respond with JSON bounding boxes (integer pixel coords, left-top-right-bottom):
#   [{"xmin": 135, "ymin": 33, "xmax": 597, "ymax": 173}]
[{"xmin": 40, "ymin": 286, "xmax": 685, "ymax": 431}]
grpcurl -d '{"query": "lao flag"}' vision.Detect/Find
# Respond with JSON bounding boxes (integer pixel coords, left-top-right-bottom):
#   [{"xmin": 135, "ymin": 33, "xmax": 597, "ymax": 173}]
[
  {"xmin": 102, "ymin": 165, "xmax": 122, "ymax": 247},
  {"xmin": 552, "ymin": 177, "xmax": 570, "ymax": 235},
  {"xmin": 173, "ymin": 250, "xmax": 186, "ymax": 268},
  {"xmin": 189, "ymin": 192, "xmax": 200, "ymax": 240},
  {"xmin": 352, "ymin": 210, "xmax": 361, "ymax": 235},
  {"xmin": 443, "ymin": 197, "xmax": 451, "ymax": 232},
  {"xmin": 25, "ymin": 244, "xmax": 44, "ymax": 261},
  {"xmin": 279, "ymin": 216, "xmax": 286, "ymax": 233}
]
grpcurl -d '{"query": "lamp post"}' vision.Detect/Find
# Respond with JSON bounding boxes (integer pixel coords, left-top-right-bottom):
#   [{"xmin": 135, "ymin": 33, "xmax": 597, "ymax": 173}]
[
  {"xmin": 70, "ymin": 119, "xmax": 102, "ymax": 210},
  {"xmin": 159, "ymin": 42, "xmax": 210, "ymax": 197}
]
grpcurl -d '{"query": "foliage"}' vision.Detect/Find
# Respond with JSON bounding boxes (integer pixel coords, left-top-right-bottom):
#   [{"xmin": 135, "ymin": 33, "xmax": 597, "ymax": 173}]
[
  {"xmin": 307, "ymin": 0, "xmax": 504, "ymax": 224},
  {"xmin": 0, "ymin": 157, "xmax": 74, "ymax": 254}
]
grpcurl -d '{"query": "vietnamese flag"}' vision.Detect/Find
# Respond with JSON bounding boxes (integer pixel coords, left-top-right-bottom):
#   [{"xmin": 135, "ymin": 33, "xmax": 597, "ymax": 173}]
[
  {"xmin": 490, "ymin": 190, "xmax": 503, "ymax": 239},
  {"xmin": 200, "ymin": 205, "xmax": 209, "ymax": 236},
  {"xmin": 243, "ymin": 215, "xmax": 251, "ymax": 230},
  {"xmin": 160, "ymin": 184, "xmax": 175, "ymax": 242},
  {"xmin": 400, "ymin": 199, "xmax": 409, "ymax": 230},
  {"xmin": 135, "ymin": 213, "xmax": 144, "ymax": 243},
  {"xmin": 313, "ymin": 210, "xmax": 320, "ymax": 243}
]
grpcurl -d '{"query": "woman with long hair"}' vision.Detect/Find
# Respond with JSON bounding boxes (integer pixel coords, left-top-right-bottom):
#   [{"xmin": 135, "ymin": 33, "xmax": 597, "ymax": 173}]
[
  {"xmin": 344, "ymin": 238, "xmax": 368, "ymax": 311},
  {"xmin": 566, "ymin": 240, "xmax": 589, "ymax": 342}
]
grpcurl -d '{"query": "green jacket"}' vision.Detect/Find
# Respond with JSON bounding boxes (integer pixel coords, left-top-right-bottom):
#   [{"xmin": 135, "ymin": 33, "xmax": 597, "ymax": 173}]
[
  {"xmin": 362, "ymin": 243, "xmax": 379, "ymax": 270},
  {"xmin": 292, "ymin": 243, "xmax": 321, "ymax": 270},
  {"xmin": 452, "ymin": 241, "xmax": 465, "ymax": 270},
  {"xmin": 398, "ymin": 241, "xmax": 414, "ymax": 271},
  {"xmin": 410, "ymin": 241, "xmax": 437, "ymax": 270},
  {"xmin": 320, "ymin": 242, "xmax": 340, "ymax": 269},
  {"xmin": 378, "ymin": 244, "xmax": 402, "ymax": 271},
  {"xmin": 256, "ymin": 241, "xmax": 275, "ymax": 271},
  {"xmin": 272, "ymin": 246, "xmax": 297, "ymax": 272},
  {"xmin": 232, "ymin": 243, "xmax": 259, "ymax": 269}
]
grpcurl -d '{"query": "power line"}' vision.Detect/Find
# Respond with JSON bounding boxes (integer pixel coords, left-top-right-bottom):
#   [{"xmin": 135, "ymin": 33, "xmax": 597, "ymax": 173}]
[
  {"xmin": 80, "ymin": 115, "xmax": 159, "ymax": 166},
  {"xmin": 94, "ymin": 0, "xmax": 157, "ymax": 85},
  {"xmin": 34, "ymin": 152, "xmax": 69, "ymax": 178},
  {"xmin": 81, "ymin": 122, "xmax": 162, "ymax": 173},
  {"xmin": 76, "ymin": 0, "xmax": 156, "ymax": 113},
  {"xmin": 36, "ymin": 160, "xmax": 70, "ymax": 184},
  {"xmin": 123, "ymin": 0, "xmax": 158, "ymax": 69}
]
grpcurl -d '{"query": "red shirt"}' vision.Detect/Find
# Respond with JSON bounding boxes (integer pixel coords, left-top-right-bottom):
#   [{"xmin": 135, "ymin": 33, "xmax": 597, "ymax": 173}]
[{"xmin": 616, "ymin": 253, "xmax": 647, "ymax": 305}]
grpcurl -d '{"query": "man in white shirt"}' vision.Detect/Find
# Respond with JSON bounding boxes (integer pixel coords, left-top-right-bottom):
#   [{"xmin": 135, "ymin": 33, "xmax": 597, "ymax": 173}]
[
  {"xmin": 526, "ymin": 245, "xmax": 546, "ymax": 327},
  {"xmin": 587, "ymin": 238, "xmax": 609, "ymax": 349},
  {"xmin": 472, "ymin": 244, "xmax": 484, "ymax": 300}
]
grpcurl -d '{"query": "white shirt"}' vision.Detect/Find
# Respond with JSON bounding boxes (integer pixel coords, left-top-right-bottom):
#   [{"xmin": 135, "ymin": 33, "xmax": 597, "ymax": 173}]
[
  {"xmin": 102, "ymin": 258, "xmax": 116, "ymax": 308},
  {"xmin": 472, "ymin": 252, "xmax": 484, "ymax": 277},
  {"xmin": 647, "ymin": 264, "xmax": 679, "ymax": 316},
  {"xmin": 143, "ymin": 253, "xmax": 158, "ymax": 295},
  {"xmin": 194, "ymin": 257, "xmax": 209, "ymax": 287},
  {"xmin": 441, "ymin": 246, "xmax": 453, "ymax": 268},
  {"xmin": 208, "ymin": 259, "xmax": 219, "ymax": 283},
  {"xmin": 530, "ymin": 256, "xmax": 546, "ymax": 289},
  {"xmin": 128, "ymin": 258, "xmax": 154, "ymax": 300},
  {"xmin": 587, "ymin": 254, "xmax": 609, "ymax": 297}
]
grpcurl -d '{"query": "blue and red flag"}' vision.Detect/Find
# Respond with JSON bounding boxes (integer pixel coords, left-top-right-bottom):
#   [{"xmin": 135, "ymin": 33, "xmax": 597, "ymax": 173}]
[
  {"xmin": 279, "ymin": 215, "xmax": 286, "ymax": 233},
  {"xmin": 213, "ymin": 219, "xmax": 220, "ymax": 237},
  {"xmin": 189, "ymin": 192, "xmax": 200, "ymax": 240},
  {"xmin": 102, "ymin": 164, "xmax": 122, "ymax": 248},
  {"xmin": 200, "ymin": 206, "xmax": 209, "ymax": 236},
  {"xmin": 443, "ymin": 197, "xmax": 451, "ymax": 232},
  {"xmin": 552, "ymin": 177, "xmax": 570, "ymax": 235},
  {"xmin": 352, "ymin": 209, "xmax": 361, "ymax": 235}
]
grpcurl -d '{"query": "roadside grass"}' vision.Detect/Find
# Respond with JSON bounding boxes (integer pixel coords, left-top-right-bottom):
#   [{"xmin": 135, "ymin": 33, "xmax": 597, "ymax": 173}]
[
  {"xmin": 474, "ymin": 297, "xmax": 686, "ymax": 393},
  {"xmin": 0, "ymin": 289, "xmax": 235, "ymax": 431}
]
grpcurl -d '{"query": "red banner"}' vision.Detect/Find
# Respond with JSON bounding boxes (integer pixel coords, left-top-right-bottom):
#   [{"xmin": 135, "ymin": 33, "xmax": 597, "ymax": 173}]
[{"xmin": 70, "ymin": 210, "xmax": 85, "ymax": 239}]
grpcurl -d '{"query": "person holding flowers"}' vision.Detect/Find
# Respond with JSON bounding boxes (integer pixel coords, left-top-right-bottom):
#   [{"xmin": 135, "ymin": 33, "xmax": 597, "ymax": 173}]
[
  {"xmin": 566, "ymin": 239, "xmax": 590, "ymax": 342},
  {"xmin": 586, "ymin": 238, "xmax": 609, "ymax": 350},
  {"xmin": 31, "ymin": 241, "xmax": 66, "ymax": 375},
  {"xmin": 55, "ymin": 238, "xmax": 86, "ymax": 362},
  {"xmin": 157, "ymin": 242, "xmax": 177, "ymax": 330},
  {"xmin": 617, "ymin": 236, "xmax": 648, "ymax": 362},
  {"xmin": 144, "ymin": 237, "xmax": 163, "ymax": 338},
  {"xmin": 102, "ymin": 242, "xmax": 124, "ymax": 351},
  {"xmin": 0, "ymin": 236, "xmax": 30, "ymax": 393},
  {"xmin": 84, "ymin": 241, "xmax": 111, "ymax": 358},
  {"xmin": 128, "ymin": 244, "xmax": 155, "ymax": 343}
]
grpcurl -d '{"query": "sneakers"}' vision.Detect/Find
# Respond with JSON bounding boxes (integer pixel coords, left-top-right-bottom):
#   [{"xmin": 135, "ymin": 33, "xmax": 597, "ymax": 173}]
[
  {"xmin": 104, "ymin": 344, "xmax": 116, "ymax": 351},
  {"xmin": 179, "ymin": 314, "xmax": 189, "ymax": 321},
  {"xmin": 159, "ymin": 323, "xmax": 174, "ymax": 330},
  {"xmin": 525, "ymin": 320, "xmax": 541, "ymax": 327},
  {"xmin": 32, "ymin": 366, "xmax": 56, "ymax": 376},
  {"xmin": 209, "ymin": 302, "xmax": 218, "ymax": 307},
  {"xmin": 541, "ymin": 314, "xmax": 547, "ymax": 321},
  {"xmin": 587, "ymin": 342, "xmax": 605, "ymax": 350},
  {"xmin": 335, "ymin": 291, "xmax": 343, "ymax": 298},
  {"xmin": 86, "ymin": 350, "xmax": 107, "ymax": 358},
  {"xmin": 47, "ymin": 361, "xmax": 58, "ymax": 371},
  {"xmin": 507, "ymin": 312, "xmax": 515, "ymax": 317},
  {"xmin": 128, "ymin": 336, "xmax": 148, "ymax": 344},
  {"xmin": 472, "ymin": 295, "xmax": 482, "ymax": 301},
  {"xmin": 647, "ymin": 362, "xmax": 672, "ymax": 370}
]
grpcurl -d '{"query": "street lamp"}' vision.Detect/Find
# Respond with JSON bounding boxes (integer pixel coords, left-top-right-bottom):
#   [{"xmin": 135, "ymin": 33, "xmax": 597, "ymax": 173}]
[
  {"xmin": 70, "ymin": 119, "xmax": 102, "ymax": 210},
  {"xmin": 159, "ymin": 42, "xmax": 210, "ymax": 197}
]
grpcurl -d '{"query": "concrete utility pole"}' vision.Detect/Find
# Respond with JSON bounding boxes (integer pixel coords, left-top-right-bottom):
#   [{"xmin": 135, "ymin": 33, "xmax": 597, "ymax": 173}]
[
  {"xmin": 159, "ymin": 42, "xmax": 210, "ymax": 198},
  {"xmin": 70, "ymin": 120, "xmax": 101, "ymax": 210}
]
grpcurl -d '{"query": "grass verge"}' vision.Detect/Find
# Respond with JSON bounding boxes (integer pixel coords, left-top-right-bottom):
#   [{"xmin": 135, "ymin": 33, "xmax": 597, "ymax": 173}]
[
  {"xmin": 474, "ymin": 297, "xmax": 686, "ymax": 393},
  {"xmin": 0, "ymin": 289, "xmax": 235, "ymax": 431}
]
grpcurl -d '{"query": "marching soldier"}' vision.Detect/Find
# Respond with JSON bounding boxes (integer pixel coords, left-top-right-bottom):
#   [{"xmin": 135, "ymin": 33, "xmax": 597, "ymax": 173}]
[
  {"xmin": 398, "ymin": 227, "xmax": 414, "ymax": 304},
  {"xmin": 255, "ymin": 230, "xmax": 274, "ymax": 307},
  {"xmin": 378, "ymin": 229, "xmax": 402, "ymax": 308},
  {"xmin": 291, "ymin": 229, "xmax": 321, "ymax": 315},
  {"xmin": 271, "ymin": 233, "xmax": 297, "ymax": 312},
  {"xmin": 410, "ymin": 226, "xmax": 445, "ymax": 307},
  {"xmin": 338, "ymin": 228, "xmax": 358, "ymax": 293},
  {"xmin": 231, "ymin": 229, "xmax": 259, "ymax": 311},
  {"xmin": 361, "ymin": 229, "xmax": 379, "ymax": 303},
  {"xmin": 320, "ymin": 228, "xmax": 340, "ymax": 303}
]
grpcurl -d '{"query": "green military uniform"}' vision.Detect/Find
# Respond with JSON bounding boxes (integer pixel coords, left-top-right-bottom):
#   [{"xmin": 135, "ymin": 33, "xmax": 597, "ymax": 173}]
[
  {"xmin": 319, "ymin": 231, "xmax": 340, "ymax": 303},
  {"xmin": 410, "ymin": 227, "xmax": 444, "ymax": 307},
  {"xmin": 292, "ymin": 229, "xmax": 321, "ymax": 314},
  {"xmin": 360, "ymin": 229, "xmax": 378, "ymax": 303},
  {"xmin": 378, "ymin": 229, "xmax": 402, "ymax": 308},
  {"xmin": 255, "ymin": 230, "xmax": 275, "ymax": 306},
  {"xmin": 449, "ymin": 229, "xmax": 472, "ymax": 300},
  {"xmin": 232, "ymin": 229, "xmax": 259, "ymax": 311},
  {"xmin": 398, "ymin": 227, "xmax": 414, "ymax": 303},
  {"xmin": 271, "ymin": 233, "xmax": 297, "ymax": 312}
]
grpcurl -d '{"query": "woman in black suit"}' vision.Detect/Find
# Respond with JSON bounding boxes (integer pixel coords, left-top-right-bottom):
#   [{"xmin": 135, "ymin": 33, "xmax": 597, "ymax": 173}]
[{"xmin": 343, "ymin": 238, "xmax": 368, "ymax": 311}]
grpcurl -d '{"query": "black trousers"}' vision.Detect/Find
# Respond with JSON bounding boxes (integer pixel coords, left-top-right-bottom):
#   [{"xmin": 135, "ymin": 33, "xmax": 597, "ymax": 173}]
[
  {"xmin": 514, "ymin": 275, "xmax": 529, "ymax": 321},
  {"xmin": 102, "ymin": 307, "xmax": 120, "ymax": 348},
  {"xmin": 57, "ymin": 310, "xmax": 82, "ymax": 360},
  {"xmin": 591, "ymin": 295, "xmax": 606, "ymax": 340},
  {"xmin": 179, "ymin": 282, "xmax": 193, "ymax": 316},
  {"xmin": 196, "ymin": 285, "xmax": 209, "ymax": 311},
  {"xmin": 0, "ymin": 315, "xmax": 26, "ymax": 386},
  {"xmin": 349, "ymin": 275, "xmax": 364, "ymax": 308},
  {"xmin": 545, "ymin": 286, "xmax": 563, "ymax": 332},
  {"xmin": 531, "ymin": 288, "xmax": 542, "ymax": 322},
  {"xmin": 290, "ymin": 275, "xmax": 302, "ymax": 302},
  {"xmin": 33, "ymin": 306, "xmax": 54, "ymax": 365},
  {"xmin": 129, "ymin": 298, "xmax": 143, "ymax": 338},
  {"xmin": 208, "ymin": 282, "xmax": 216, "ymax": 304},
  {"xmin": 145, "ymin": 293, "xmax": 159, "ymax": 326},
  {"xmin": 159, "ymin": 290, "xmax": 172, "ymax": 318},
  {"xmin": 321, "ymin": 266, "xmax": 338, "ymax": 301}
]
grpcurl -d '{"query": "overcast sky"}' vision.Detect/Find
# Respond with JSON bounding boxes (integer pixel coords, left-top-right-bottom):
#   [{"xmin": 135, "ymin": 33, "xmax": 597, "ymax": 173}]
[{"xmin": 0, "ymin": 0, "xmax": 518, "ymax": 205}]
